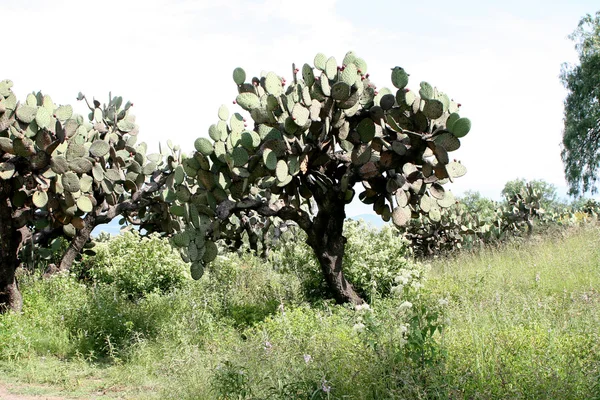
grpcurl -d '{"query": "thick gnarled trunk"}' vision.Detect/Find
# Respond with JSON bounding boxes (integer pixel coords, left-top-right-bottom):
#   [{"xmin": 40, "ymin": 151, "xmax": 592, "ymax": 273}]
[
  {"xmin": 0, "ymin": 270, "xmax": 22, "ymax": 313},
  {"xmin": 0, "ymin": 189, "xmax": 23, "ymax": 313},
  {"xmin": 306, "ymin": 197, "xmax": 364, "ymax": 305},
  {"xmin": 58, "ymin": 213, "xmax": 96, "ymax": 272}
]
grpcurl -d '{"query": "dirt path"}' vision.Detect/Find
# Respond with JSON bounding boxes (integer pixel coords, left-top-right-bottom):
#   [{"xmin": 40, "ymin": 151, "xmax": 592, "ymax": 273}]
[
  {"xmin": 0, "ymin": 382, "xmax": 69, "ymax": 400},
  {"xmin": 0, "ymin": 380, "xmax": 138, "ymax": 400}
]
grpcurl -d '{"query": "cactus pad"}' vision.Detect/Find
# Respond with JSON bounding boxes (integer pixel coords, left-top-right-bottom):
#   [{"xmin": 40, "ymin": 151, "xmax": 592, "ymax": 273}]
[
  {"xmin": 62, "ymin": 172, "xmax": 81, "ymax": 192},
  {"xmin": 391, "ymin": 67, "xmax": 409, "ymax": 89},
  {"xmin": 202, "ymin": 240, "xmax": 218, "ymax": 263},
  {"xmin": 450, "ymin": 117, "xmax": 471, "ymax": 138},
  {"xmin": 194, "ymin": 137, "xmax": 213, "ymax": 156},
  {"xmin": 236, "ymin": 92, "xmax": 260, "ymax": 111},
  {"xmin": 314, "ymin": 53, "xmax": 327, "ymax": 71},
  {"xmin": 233, "ymin": 67, "xmax": 246, "ymax": 85},
  {"xmin": 190, "ymin": 262, "xmax": 205, "ymax": 280},
  {"xmin": 392, "ymin": 205, "xmax": 411, "ymax": 226},
  {"xmin": 32, "ymin": 190, "xmax": 48, "ymax": 208},
  {"xmin": 0, "ymin": 162, "xmax": 15, "ymax": 180},
  {"xmin": 76, "ymin": 196, "xmax": 93, "ymax": 213}
]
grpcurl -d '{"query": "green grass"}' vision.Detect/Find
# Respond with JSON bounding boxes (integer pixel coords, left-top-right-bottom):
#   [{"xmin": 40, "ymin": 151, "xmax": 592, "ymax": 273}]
[
  {"xmin": 1, "ymin": 225, "xmax": 599, "ymax": 399},
  {"xmin": 428, "ymin": 226, "xmax": 600, "ymax": 399}
]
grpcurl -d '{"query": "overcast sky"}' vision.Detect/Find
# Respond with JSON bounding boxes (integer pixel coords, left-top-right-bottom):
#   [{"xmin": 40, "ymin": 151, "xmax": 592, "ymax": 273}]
[{"xmin": 3, "ymin": 0, "xmax": 598, "ymax": 221}]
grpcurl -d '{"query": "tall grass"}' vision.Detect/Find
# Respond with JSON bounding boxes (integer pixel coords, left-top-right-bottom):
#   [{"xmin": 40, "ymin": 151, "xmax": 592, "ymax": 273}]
[
  {"xmin": 429, "ymin": 226, "xmax": 600, "ymax": 398},
  {"xmin": 0, "ymin": 225, "xmax": 598, "ymax": 399}
]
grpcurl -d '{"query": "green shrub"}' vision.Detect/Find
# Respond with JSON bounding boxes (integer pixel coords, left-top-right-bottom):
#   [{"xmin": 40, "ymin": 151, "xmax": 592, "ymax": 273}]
[
  {"xmin": 202, "ymin": 252, "xmax": 304, "ymax": 327},
  {"xmin": 0, "ymin": 274, "xmax": 88, "ymax": 360},
  {"xmin": 77, "ymin": 231, "xmax": 189, "ymax": 298},
  {"xmin": 343, "ymin": 220, "xmax": 414, "ymax": 299},
  {"xmin": 270, "ymin": 219, "xmax": 415, "ymax": 302}
]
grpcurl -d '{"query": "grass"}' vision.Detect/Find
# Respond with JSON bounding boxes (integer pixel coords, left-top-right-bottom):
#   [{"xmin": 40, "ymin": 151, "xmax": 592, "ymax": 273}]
[
  {"xmin": 0, "ymin": 225, "xmax": 599, "ymax": 399},
  {"xmin": 428, "ymin": 226, "xmax": 600, "ymax": 398}
]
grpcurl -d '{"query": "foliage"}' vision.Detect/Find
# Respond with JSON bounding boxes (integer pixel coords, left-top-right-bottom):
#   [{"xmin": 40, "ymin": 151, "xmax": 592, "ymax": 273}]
[
  {"xmin": 428, "ymin": 225, "xmax": 600, "ymax": 399},
  {"xmin": 500, "ymin": 182, "xmax": 545, "ymax": 234},
  {"xmin": 561, "ymin": 11, "xmax": 600, "ymax": 195},
  {"xmin": 142, "ymin": 51, "xmax": 471, "ymax": 303},
  {"xmin": 458, "ymin": 190, "xmax": 498, "ymax": 219},
  {"xmin": 270, "ymin": 219, "xmax": 418, "ymax": 302},
  {"xmin": 501, "ymin": 178, "xmax": 559, "ymax": 211},
  {"xmin": 402, "ymin": 202, "xmax": 477, "ymax": 257},
  {"xmin": 342, "ymin": 220, "xmax": 416, "ymax": 299},
  {"xmin": 401, "ymin": 180, "xmax": 598, "ymax": 258},
  {"xmin": 1, "ymin": 226, "xmax": 600, "ymax": 399},
  {"xmin": 18, "ymin": 236, "xmax": 70, "ymax": 273},
  {"xmin": 0, "ymin": 80, "xmax": 172, "ymax": 311},
  {"xmin": 76, "ymin": 231, "xmax": 189, "ymax": 298},
  {"xmin": 0, "ymin": 81, "xmax": 166, "ymax": 245},
  {"xmin": 202, "ymin": 252, "xmax": 304, "ymax": 327}
]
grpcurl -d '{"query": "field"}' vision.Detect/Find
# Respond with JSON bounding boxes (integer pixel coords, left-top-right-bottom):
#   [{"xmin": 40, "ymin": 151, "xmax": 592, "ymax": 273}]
[{"xmin": 0, "ymin": 224, "xmax": 599, "ymax": 399}]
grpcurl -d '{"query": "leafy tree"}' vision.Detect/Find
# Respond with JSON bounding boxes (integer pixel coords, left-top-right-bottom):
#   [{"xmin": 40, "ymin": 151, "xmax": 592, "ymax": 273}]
[
  {"xmin": 155, "ymin": 51, "xmax": 472, "ymax": 304},
  {"xmin": 458, "ymin": 190, "xmax": 497, "ymax": 218},
  {"xmin": 561, "ymin": 11, "xmax": 600, "ymax": 195}
]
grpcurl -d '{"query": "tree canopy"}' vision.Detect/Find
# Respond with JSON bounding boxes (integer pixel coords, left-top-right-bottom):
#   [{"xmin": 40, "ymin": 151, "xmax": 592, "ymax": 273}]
[
  {"xmin": 561, "ymin": 11, "xmax": 600, "ymax": 195},
  {"xmin": 0, "ymin": 50, "xmax": 473, "ymax": 311}
]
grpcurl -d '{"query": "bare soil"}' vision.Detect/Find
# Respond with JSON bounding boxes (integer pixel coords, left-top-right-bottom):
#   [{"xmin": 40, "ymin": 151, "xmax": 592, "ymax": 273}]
[{"xmin": 0, "ymin": 382, "xmax": 69, "ymax": 400}]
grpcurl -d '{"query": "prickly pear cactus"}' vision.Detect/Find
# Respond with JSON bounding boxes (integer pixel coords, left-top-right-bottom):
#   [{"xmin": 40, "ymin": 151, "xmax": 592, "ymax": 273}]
[
  {"xmin": 0, "ymin": 80, "xmax": 165, "ymax": 241},
  {"xmin": 402, "ymin": 202, "xmax": 479, "ymax": 256},
  {"xmin": 157, "ymin": 52, "xmax": 472, "ymax": 279},
  {"xmin": 500, "ymin": 183, "xmax": 544, "ymax": 235}
]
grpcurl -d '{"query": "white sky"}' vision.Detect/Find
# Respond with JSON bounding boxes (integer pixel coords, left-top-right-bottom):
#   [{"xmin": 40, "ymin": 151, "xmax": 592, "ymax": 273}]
[{"xmin": 3, "ymin": 0, "xmax": 598, "ymax": 219}]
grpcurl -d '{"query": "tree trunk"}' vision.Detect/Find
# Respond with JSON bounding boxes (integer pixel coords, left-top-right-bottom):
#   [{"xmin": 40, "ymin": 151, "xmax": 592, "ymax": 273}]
[
  {"xmin": 0, "ymin": 269, "xmax": 22, "ymax": 313},
  {"xmin": 58, "ymin": 213, "xmax": 96, "ymax": 272},
  {"xmin": 0, "ymin": 189, "xmax": 23, "ymax": 313},
  {"xmin": 306, "ymin": 196, "xmax": 364, "ymax": 305}
]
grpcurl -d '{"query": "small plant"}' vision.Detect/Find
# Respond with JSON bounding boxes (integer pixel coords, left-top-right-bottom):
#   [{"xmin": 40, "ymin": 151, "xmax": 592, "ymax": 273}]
[
  {"xmin": 77, "ymin": 231, "xmax": 189, "ymax": 298},
  {"xmin": 211, "ymin": 360, "xmax": 253, "ymax": 399}
]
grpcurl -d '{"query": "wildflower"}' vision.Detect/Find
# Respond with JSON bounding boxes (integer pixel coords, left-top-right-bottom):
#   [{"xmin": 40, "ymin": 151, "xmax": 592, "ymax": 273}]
[
  {"xmin": 355, "ymin": 303, "xmax": 370, "ymax": 312},
  {"xmin": 303, "ymin": 354, "xmax": 312, "ymax": 363},
  {"xmin": 391, "ymin": 285, "xmax": 404, "ymax": 296},
  {"xmin": 353, "ymin": 322, "xmax": 365, "ymax": 332},
  {"xmin": 399, "ymin": 323, "xmax": 408, "ymax": 334},
  {"xmin": 321, "ymin": 379, "xmax": 331, "ymax": 393},
  {"xmin": 399, "ymin": 301, "xmax": 413, "ymax": 311},
  {"xmin": 438, "ymin": 298, "xmax": 449, "ymax": 307},
  {"xmin": 395, "ymin": 275, "xmax": 409, "ymax": 285},
  {"xmin": 264, "ymin": 341, "xmax": 272, "ymax": 352}
]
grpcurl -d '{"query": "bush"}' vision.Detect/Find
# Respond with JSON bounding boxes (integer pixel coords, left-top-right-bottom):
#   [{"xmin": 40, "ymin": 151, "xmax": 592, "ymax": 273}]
[
  {"xmin": 77, "ymin": 231, "xmax": 189, "ymax": 298},
  {"xmin": 201, "ymin": 252, "xmax": 304, "ymax": 327},
  {"xmin": 269, "ymin": 219, "xmax": 416, "ymax": 302}
]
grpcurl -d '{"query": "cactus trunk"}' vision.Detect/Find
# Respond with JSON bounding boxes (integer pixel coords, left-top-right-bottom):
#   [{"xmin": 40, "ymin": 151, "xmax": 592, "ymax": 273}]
[
  {"xmin": 0, "ymin": 187, "xmax": 22, "ymax": 313},
  {"xmin": 58, "ymin": 213, "xmax": 96, "ymax": 272},
  {"xmin": 307, "ymin": 196, "xmax": 364, "ymax": 305},
  {"xmin": 0, "ymin": 271, "xmax": 22, "ymax": 313}
]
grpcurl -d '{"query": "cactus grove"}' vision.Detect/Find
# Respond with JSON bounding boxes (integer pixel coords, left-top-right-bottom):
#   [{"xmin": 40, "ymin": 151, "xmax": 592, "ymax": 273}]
[
  {"xmin": 155, "ymin": 51, "xmax": 471, "ymax": 304},
  {"xmin": 0, "ymin": 81, "xmax": 171, "ymax": 312},
  {"xmin": 0, "ymin": 51, "xmax": 472, "ymax": 310}
]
